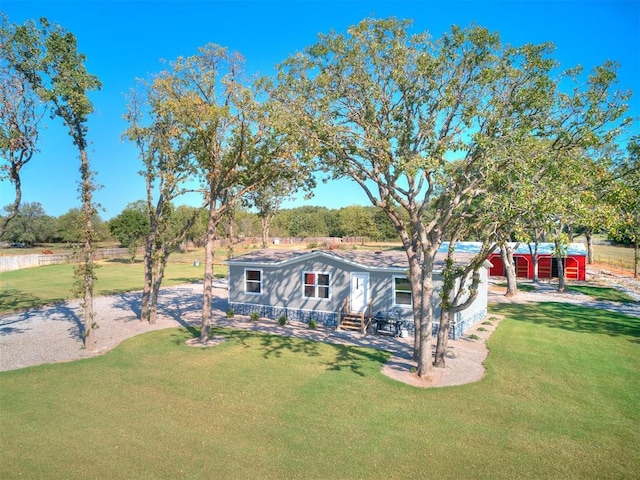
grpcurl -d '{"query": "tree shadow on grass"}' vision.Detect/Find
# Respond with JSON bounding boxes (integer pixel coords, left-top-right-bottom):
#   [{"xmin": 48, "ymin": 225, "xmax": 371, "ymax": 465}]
[
  {"xmin": 195, "ymin": 327, "xmax": 390, "ymax": 378},
  {"xmin": 327, "ymin": 344, "xmax": 391, "ymax": 377},
  {"xmin": 0, "ymin": 288, "xmax": 65, "ymax": 316},
  {"xmin": 492, "ymin": 302, "xmax": 640, "ymax": 343}
]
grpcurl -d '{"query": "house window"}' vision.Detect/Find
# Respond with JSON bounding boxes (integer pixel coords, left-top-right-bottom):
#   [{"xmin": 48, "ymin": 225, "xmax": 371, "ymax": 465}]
[
  {"xmin": 394, "ymin": 276, "xmax": 412, "ymax": 306},
  {"xmin": 245, "ymin": 269, "xmax": 262, "ymax": 294},
  {"xmin": 303, "ymin": 272, "xmax": 330, "ymax": 299}
]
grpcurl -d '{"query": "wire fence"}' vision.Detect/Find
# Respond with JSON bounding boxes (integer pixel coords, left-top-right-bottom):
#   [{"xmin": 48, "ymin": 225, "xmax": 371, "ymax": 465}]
[
  {"xmin": 0, "ymin": 248, "xmax": 130, "ymax": 273},
  {"xmin": 591, "ymin": 258, "xmax": 638, "ymax": 278}
]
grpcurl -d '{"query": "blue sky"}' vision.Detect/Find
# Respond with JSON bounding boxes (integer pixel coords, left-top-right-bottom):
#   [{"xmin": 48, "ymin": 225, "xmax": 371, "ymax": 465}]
[{"xmin": 2, "ymin": 0, "xmax": 639, "ymax": 220}]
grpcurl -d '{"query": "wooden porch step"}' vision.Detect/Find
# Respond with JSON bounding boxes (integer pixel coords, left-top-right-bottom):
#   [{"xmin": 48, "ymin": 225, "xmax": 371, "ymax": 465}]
[{"xmin": 338, "ymin": 313, "xmax": 366, "ymax": 332}]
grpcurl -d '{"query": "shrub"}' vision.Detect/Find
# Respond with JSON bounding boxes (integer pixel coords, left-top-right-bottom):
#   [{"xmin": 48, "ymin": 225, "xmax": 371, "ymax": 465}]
[
  {"xmin": 278, "ymin": 316, "xmax": 287, "ymax": 326},
  {"xmin": 308, "ymin": 319, "xmax": 317, "ymax": 329},
  {"xmin": 468, "ymin": 334, "xmax": 480, "ymax": 340},
  {"xmin": 477, "ymin": 327, "xmax": 488, "ymax": 332},
  {"xmin": 226, "ymin": 309, "xmax": 234, "ymax": 318},
  {"xmin": 481, "ymin": 320, "xmax": 493, "ymax": 326},
  {"xmin": 250, "ymin": 312, "xmax": 260, "ymax": 322}
]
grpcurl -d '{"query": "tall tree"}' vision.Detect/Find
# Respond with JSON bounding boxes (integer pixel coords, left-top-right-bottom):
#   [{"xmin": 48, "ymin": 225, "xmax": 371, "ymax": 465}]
[
  {"xmin": 274, "ymin": 18, "xmax": 630, "ymax": 376},
  {"xmin": 3, "ymin": 17, "xmax": 102, "ymax": 347},
  {"xmin": 275, "ymin": 19, "xmax": 558, "ymax": 376},
  {"xmin": 144, "ymin": 44, "xmax": 311, "ymax": 342},
  {"xmin": 124, "ymin": 80, "xmax": 204, "ymax": 324},
  {"xmin": 0, "ymin": 15, "xmax": 45, "ymax": 239},
  {"xmin": 56, "ymin": 207, "xmax": 109, "ymax": 244}
]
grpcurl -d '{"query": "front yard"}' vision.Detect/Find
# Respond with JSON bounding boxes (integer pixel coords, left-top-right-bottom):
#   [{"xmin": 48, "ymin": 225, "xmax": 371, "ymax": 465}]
[{"xmin": 1, "ymin": 302, "xmax": 638, "ymax": 479}]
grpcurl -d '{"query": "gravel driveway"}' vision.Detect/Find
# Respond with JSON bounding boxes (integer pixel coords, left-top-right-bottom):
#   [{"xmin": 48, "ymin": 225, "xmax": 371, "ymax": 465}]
[{"xmin": 2, "ymin": 274, "xmax": 637, "ymax": 388}]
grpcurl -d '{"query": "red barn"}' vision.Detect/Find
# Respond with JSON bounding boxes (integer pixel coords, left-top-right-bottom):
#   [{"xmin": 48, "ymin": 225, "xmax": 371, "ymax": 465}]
[{"xmin": 487, "ymin": 243, "xmax": 587, "ymax": 281}]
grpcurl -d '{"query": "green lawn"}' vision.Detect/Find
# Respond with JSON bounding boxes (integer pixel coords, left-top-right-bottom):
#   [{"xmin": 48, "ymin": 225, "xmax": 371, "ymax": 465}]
[
  {"xmin": 0, "ymin": 253, "xmax": 227, "ymax": 313},
  {"xmin": 567, "ymin": 284, "xmax": 636, "ymax": 303},
  {"xmin": 1, "ymin": 303, "xmax": 638, "ymax": 479}
]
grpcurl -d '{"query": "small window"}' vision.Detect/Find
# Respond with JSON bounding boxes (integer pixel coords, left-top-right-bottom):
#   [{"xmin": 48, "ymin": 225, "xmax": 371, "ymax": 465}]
[
  {"xmin": 304, "ymin": 272, "xmax": 330, "ymax": 299},
  {"xmin": 245, "ymin": 269, "xmax": 262, "ymax": 294},
  {"xmin": 394, "ymin": 276, "xmax": 412, "ymax": 305}
]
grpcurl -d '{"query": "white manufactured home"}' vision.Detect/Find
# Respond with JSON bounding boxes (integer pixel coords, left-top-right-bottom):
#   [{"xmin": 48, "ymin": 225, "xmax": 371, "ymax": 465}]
[{"xmin": 226, "ymin": 249, "xmax": 490, "ymax": 339}]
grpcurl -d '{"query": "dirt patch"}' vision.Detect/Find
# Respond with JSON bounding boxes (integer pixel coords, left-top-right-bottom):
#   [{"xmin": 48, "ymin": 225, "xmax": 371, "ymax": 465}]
[
  {"xmin": 185, "ymin": 336, "xmax": 227, "ymax": 348},
  {"xmin": 381, "ymin": 315, "xmax": 503, "ymax": 388}
]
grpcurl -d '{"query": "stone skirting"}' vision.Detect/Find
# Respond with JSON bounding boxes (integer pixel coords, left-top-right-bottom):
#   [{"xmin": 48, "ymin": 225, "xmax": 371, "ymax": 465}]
[
  {"xmin": 228, "ymin": 303, "xmax": 338, "ymax": 327},
  {"xmin": 228, "ymin": 303, "xmax": 486, "ymax": 339}
]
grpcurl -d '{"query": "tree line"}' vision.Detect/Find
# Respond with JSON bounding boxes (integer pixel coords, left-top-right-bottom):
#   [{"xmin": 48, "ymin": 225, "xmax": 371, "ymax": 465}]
[
  {"xmin": 2, "ymin": 16, "xmax": 638, "ymax": 377},
  {"xmin": 0, "ymin": 202, "xmax": 398, "ymax": 248}
]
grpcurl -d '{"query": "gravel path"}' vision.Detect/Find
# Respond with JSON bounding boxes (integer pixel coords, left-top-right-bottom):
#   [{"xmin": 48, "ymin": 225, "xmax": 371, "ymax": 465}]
[
  {"xmin": 1, "ymin": 274, "xmax": 637, "ymax": 388},
  {"xmin": 0, "ymin": 281, "xmax": 419, "ymax": 373}
]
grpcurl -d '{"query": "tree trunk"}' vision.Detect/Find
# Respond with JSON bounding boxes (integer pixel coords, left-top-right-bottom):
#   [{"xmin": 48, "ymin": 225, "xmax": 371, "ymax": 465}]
[
  {"xmin": 140, "ymin": 233, "xmax": 154, "ymax": 322},
  {"xmin": 501, "ymin": 243, "xmax": 518, "ymax": 297},
  {"xmin": 0, "ymin": 160, "xmax": 23, "ymax": 240},
  {"xmin": 634, "ymin": 234, "xmax": 639, "ymax": 279},
  {"xmin": 261, "ymin": 215, "xmax": 271, "ymax": 248},
  {"xmin": 148, "ymin": 248, "xmax": 169, "ymax": 325},
  {"xmin": 200, "ymin": 198, "xmax": 218, "ymax": 343},
  {"xmin": 434, "ymin": 308, "xmax": 453, "ymax": 368},
  {"xmin": 529, "ymin": 241, "xmax": 540, "ymax": 284},
  {"xmin": 410, "ymin": 257, "xmax": 435, "ymax": 378},
  {"xmin": 585, "ymin": 230, "xmax": 594, "ymax": 264},
  {"xmin": 556, "ymin": 239, "xmax": 566, "ymax": 292},
  {"xmin": 78, "ymin": 149, "xmax": 96, "ymax": 349}
]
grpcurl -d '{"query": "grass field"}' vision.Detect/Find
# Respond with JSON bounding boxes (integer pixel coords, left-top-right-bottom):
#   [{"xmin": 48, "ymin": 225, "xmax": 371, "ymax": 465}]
[
  {"xmin": 591, "ymin": 242, "xmax": 637, "ymax": 274},
  {"xmin": 0, "ymin": 249, "xmax": 229, "ymax": 313},
  {"xmin": 1, "ymin": 302, "xmax": 638, "ymax": 479}
]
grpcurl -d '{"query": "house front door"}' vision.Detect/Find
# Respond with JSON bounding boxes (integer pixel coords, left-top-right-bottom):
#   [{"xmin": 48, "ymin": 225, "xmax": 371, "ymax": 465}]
[{"xmin": 350, "ymin": 273, "xmax": 369, "ymax": 313}]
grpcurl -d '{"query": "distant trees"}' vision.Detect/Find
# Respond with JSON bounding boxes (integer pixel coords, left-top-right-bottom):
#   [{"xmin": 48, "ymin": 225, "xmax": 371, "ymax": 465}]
[
  {"xmin": 55, "ymin": 207, "xmax": 109, "ymax": 244},
  {"xmin": 108, "ymin": 200, "xmax": 150, "ymax": 261},
  {"xmin": 1, "ymin": 202, "xmax": 55, "ymax": 245}
]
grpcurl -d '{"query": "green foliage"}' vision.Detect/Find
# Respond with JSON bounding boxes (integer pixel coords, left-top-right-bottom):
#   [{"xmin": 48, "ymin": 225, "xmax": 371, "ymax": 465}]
[
  {"xmin": 250, "ymin": 311, "xmax": 260, "ymax": 321},
  {"xmin": 226, "ymin": 309, "xmax": 234, "ymax": 318},
  {"xmin": 477, "ymin": 327, "xmax": 488, "ymax": 332},
  {"xmin": 1, "ymin": 201, "xmax": 55, "ymax": 245},
  {"xmin": 278, "ymin": 315, "xmax": 287, "ymax": 326},
  {"xmin": 108, "ymin": 200, "xmax": 149, "ymax": 248},
  {"xmin": 468, "ymin": 334, "xmax": 480, "ymax": 340},
  {"xmin": 308, "ymin": 318, "xmax": 317, "ymax": 329}
]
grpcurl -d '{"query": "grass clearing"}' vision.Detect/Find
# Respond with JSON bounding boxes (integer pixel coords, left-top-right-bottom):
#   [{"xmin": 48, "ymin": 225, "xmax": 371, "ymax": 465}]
[
  {"xmin": 497, "ymin": 281, "xmax": 536, "ymax": 292},
  {"xmin": 1, "ymin": 303, "xmax": 638, "ymax": 479},
  {"xmin": 592, "ymin": 242, "xmax": 637, "ymax": 272},
  {"xmin": 567, "ymin": 284, "xmax": 636, "ymax": 303},
  {"xmin": 0, "ymin": 252, "xmax": 227, "ymax": 313}
]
